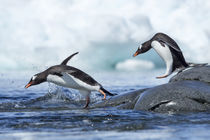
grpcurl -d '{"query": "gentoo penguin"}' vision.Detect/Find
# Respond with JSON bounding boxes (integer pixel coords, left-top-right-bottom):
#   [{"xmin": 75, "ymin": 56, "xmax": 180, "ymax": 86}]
[
  {"xmin": 133, "ymin": 32, "xmax": 207, "ymax": 78},
  {"xmin": 25, "ymin": 52, "xmax": 115, "ymax": 108}
]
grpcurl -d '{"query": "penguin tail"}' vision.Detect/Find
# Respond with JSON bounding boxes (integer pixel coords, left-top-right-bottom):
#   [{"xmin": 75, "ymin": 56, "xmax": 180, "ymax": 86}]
[
  {"xmin": 100, "ymin": 87, "xmax": 116, "ymax": 96},
  {"xmin": 187, "ymin": 62, "xmax": 208, "ymax": 67}
]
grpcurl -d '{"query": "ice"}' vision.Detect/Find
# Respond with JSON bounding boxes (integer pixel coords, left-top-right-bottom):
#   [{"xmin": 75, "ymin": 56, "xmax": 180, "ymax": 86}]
[
  {"xmin": 0, "ymin": 0, "xmax": 209, "ymax": 72},
  {"xmin": 116, "ymin": 59, "xmax": 154, "ymax": 71}
]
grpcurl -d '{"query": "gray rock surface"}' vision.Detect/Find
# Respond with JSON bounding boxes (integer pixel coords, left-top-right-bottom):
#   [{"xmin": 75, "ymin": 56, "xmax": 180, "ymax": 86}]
[
  {"xmin": 134, "ymin": 81, "xmax": 210, "ymax": 112},
  {"xmin": 91, "ymin": 89, "xmax": 147, "ymax": 109},
  {"xmin": 92, "ymin": 66, "xmax": 210, "ymax": 113},
  {"xmin": 170, "ymin": 66, "xmax": 210, "ymax": 83}
]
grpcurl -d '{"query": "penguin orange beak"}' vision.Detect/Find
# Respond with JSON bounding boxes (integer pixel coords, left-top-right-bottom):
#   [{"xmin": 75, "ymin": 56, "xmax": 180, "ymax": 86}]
[
  {"xmin": 25, "ymin": 82, "xmax": 32, "ymax": 88},
  {"xmin": 133, "ymin": 52, "xmax": 139, "ymax": 57},
  {"xmin": 133, "ymin": 50, "xmax": 141, "ymax": 57}
]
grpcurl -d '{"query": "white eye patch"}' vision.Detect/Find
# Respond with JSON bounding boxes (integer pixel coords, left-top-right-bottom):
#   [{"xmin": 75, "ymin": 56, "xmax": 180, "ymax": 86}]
[
  {"xmin": 32, "ymin": 75, "xmax": 37, "ymax": 80},
  {"xmin": 138, "ymin": 45, "xmax": 142, "ymax": 50}
]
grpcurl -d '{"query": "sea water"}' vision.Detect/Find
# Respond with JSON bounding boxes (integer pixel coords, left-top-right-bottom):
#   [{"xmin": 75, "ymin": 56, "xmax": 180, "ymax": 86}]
[
  {"xmin": 1, "ymin": 0, "xmax": 210, "ymax": 139},
  {"xmin": 1, "ymin": 71, "xmax": 210, "ymax": 140}
]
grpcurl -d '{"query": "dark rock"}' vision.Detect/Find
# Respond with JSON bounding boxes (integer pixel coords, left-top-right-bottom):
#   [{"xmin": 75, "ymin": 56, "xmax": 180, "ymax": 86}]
[
  {"xmin": 134, "ymin": 81, "xmax": 210, "ymax": 112},
  {"xmin": 91, "ymin": 66, "xmax": 210, "ymax": 113},
  {"xmin": 91, "ymin": 89, "xmax": 147, "ymax": 109},
  {"xmin": 170, "ymin": 66, "xmax": 210, "ymax": 83}
]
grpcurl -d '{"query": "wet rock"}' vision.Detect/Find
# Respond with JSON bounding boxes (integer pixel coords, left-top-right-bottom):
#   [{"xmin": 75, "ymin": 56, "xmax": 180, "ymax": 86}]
[
  {"xmin": 134, "ymin": 81, "xmax": 210, "ymax": 112},
  {"xmin": 91, "ymin": 89, "xmax": 147, "ymax": 109},
  {"xmin": 170, "ymin": 66, "xmax": 210, "ymax": 83},
  {"xmin": 91, "ymin": 66, "xmax": 210, "ymax": 113}
]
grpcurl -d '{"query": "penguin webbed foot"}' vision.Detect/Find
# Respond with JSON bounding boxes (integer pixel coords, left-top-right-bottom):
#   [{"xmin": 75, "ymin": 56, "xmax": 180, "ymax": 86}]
[
  {"xmin": 99, "ymin": 89, "xmax": 107, "ymax": 100},
  {"xmin": 83, "ymin": 105, "xmax": 88, "ymax": 109},
  {"xmin": 156, "ymin": 75, "xmax": 169, "ymax": 79},
  {"xmin": 83, "ymin": 96, "xmax": 90, "ymax": 109},
  {"xmin": 102, "ymin": 98, "xmax": 106, "ymax": 101}
]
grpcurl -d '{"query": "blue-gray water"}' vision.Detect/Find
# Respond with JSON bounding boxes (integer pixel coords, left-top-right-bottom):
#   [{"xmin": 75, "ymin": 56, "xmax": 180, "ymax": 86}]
[{"xmin": 1, "ymin": 71, "xmax": 210, "ymax": 140}]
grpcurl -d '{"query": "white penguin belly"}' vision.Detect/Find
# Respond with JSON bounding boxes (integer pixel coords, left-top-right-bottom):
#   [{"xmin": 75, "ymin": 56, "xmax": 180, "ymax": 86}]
[
  {"xmin": 47, "ymin": 73, "xmax": 100, "ymax": 91},
  {"xmin": 151, "ymin": 40, "xmax": 173, "ymax": 75}
]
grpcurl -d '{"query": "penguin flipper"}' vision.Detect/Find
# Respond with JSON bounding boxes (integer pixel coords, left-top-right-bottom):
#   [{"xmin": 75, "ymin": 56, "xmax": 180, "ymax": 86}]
[
  {"xmin": 158, "ymin": 39, "xmax": 182, "ymax": 52},
  {"xmin": 61, "ymin": 52, "xmax": 79, "ymax": 65}
]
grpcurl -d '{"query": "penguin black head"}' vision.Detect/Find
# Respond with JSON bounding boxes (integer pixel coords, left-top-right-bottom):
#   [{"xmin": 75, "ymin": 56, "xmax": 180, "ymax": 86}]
[
  {"xmin": 25, "ymin": 72, "xmax": 47, "ymax": 88},
  {"xmin": 133, "ymin": 40, "xmax": 152, "ymax": 57}
]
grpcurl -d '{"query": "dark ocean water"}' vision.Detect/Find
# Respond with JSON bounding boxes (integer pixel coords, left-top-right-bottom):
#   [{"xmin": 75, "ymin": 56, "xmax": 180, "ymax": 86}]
[{"xmin": 1, "ymin": 71, "xmax": 210, "ymax": 140}]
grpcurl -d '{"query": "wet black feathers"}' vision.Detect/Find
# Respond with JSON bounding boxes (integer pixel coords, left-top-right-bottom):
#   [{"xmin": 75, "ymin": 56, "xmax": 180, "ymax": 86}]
[
  {"xmin": 66, "ymin": 66, "xmax": 99, "ymax": 86},
  {"xmin": 100, "ymin": 87, "xmax": 116, "ymax": 96},
  {"xmin": 153, "ymin": 33, "xmax": 182, "ymax": 52},
  {"xmin": 43, "ymin": 52, "xmax": 100, "ymax": 86},
  {"xmin": 61, "ymin": 52, "xmax": 79, "ymax": 65},
  {"xmin": 170, "ymin": 48, "xmax": 188, "ymax": 72},
  {"xmin": 44, "ymin": 52, "xmax": 98, "ymax": 86},
  {"xmin": 153, "ymin": 33, "xmax": 189, "ymax": 71},
  {"xmin": 47, "ymin": 65, "xmax": 99, "ymax": 86}
]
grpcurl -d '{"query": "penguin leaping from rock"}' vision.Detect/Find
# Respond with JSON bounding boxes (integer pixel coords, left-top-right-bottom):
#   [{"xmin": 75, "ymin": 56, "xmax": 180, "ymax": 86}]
[
  {"xmin": 25, "ymin": 52, "xmax": 116, "ymax": 108},
  {"xmin": 133, "ymin": 32, "xmax": 207, "ymax": 78}
]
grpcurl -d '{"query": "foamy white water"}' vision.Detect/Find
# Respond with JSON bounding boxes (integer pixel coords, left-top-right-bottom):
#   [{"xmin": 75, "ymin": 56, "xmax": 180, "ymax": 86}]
[{"xmin": 0, "ymin": 0, "xmax": 210, "ymax": 71}]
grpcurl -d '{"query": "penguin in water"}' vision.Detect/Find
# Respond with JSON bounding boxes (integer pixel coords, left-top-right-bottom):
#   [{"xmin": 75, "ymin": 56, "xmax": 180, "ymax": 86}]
[
  {"xmin": 25, "ymin": 52, "xmax": 115, "ymax": 108},
  {"xmin": 133, "ymin": 32, "xmax": 207, "ymax": 78}
]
